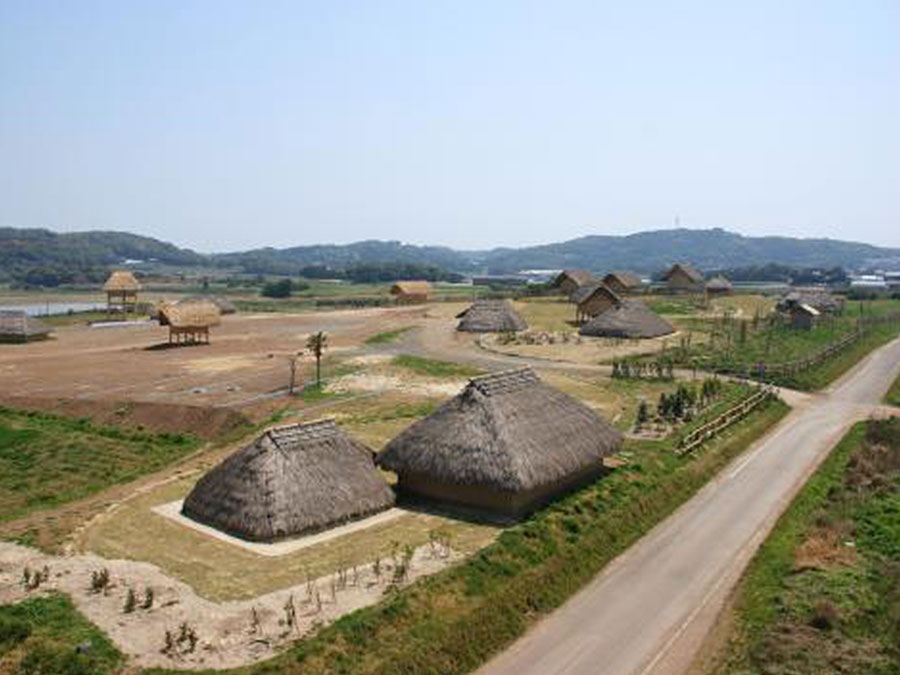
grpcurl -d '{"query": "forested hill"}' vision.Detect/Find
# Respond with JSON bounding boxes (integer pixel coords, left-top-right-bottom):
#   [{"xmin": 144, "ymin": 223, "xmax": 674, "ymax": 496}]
[{"xmin": 1, "ymin": 226, "xmax": 898, "ymax": 283}]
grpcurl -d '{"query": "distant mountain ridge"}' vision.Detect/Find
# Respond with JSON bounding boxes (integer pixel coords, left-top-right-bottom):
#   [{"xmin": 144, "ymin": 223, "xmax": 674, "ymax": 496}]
[{"xmin": 1, "ymin": 227, "xmax": 898, "ymax": 281}]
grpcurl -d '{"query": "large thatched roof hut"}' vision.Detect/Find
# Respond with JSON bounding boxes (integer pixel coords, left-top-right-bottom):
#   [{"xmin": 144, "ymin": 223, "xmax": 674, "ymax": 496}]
[
  {"xmin": 456, "ymin": 299, "xmax": 527, "ymax": 333},
  {"xmin": 579, "ymin": 300, "xmax": 675, "ymax": 339},
  {"xmin": 182, "ymin": 420, "xmax": 395, "ymax": 542},
  {"xmin": 662, "ymin": 263, "xmax": 703, "ymax": 293},
  {"xmin": 103, "ymin": 270, "xmax": 141, "ymax": 315},
  {"xmin": 157, "ymin": 299, "xmax": 221, "ymax": 345},
  {"xmin": 390, "ymin": 281, "xmax": 431, "ymax": 304},
  {"xmin": 0, "ymin": 311, "xmax": 52, "ymax": 343},
  {"xmin": 179, "ymin": 295, "xmax": 238, "ymax": 315},
  {"xmin": 553, "ymin": 270, "xmax": 598, "ymax": 297},
  {"xmin": 378, "ymin": 367, "xmax": 622, "ymax": 517}
]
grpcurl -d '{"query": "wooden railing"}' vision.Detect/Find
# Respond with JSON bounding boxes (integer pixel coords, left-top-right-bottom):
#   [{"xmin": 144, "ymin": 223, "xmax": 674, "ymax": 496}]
[{"xmin": 676, "ymin": 387, "xmax": 775, "ymax": 456}]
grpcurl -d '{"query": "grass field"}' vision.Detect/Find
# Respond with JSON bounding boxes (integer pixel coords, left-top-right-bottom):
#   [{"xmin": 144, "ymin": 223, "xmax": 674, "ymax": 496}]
[
  {"xmin": 0, "ymin": 407, "xmax": 199, "ymax": 525},
  {"xmin": 0, "ymin": 593, "xmax": 122, "ymax": 675},
  {"xmin": 392, "ymin": 354, "xmax": 483, "ymax": 378},
  {"xmin": 145, "ymin": 396, "xmax": 788, "ymax": 675},
  {"xmin": 886, "ymin": 371, "xmax": 900, "ymax": 407},
  {"xmin": 711, "ymin": 418, "xmax": 900, "ymax": 674},
  {"xmin": 364, "ymin": 326, "xmax": 414, "ymax": 345}
]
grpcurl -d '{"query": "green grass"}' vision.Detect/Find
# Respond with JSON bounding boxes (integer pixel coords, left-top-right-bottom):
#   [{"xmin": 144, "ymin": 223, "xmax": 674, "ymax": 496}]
[
  {"xmin": 364, "ymin": 326, "xmax": 414, "ymax": 345},
  {"xmin": 0, "ymin": 593, "xmax": 122, "ymax": 675},
  {"xmin": 0, "ymin": 407, "xmax": 200, "ymax": 524},
  {"xmin": 646, "ymin": 297, "xmax": 703, "ymax": 315},
  {"xmin": 715, "ymin": 418, "xmax": 900, "ymax": 674},
  {"xmin": 151, "ymin": 397, "xmax": 788, "ymax": 675},
  {"xmin": 392, "ymin": 354, "xmax": 483, "ymax": 378},
  {"xmin": 885, "ymin": 371, "xmax": 900, "ymax": 407}
]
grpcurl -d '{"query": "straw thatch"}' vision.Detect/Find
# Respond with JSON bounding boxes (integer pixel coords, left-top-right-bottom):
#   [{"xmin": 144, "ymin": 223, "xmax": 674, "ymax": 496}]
[
  {"xmin": 0, "ymin": 311, "xmax": 52, "ymax": 343},
  {"xmin": 456, "ymin": 300, "xmax": 527, "ymax": 333},
  {"xmin": 662, "ymin": 263, "xmax": 703, "ymax": 283},
  {"xmin": 569, "ymin": 282, "xmax": 604, "ymax": 305},
  {"xmin": 378, "ymin": 367, "xmax": 622, "ymax": 516},
  {"xmin": 103, "ymin": 270, "xmax": 141, "ymax": 292},
  {"xmin": 579, "ymin": 300, "xmax": 675, "ymax": 339},
  {"xmin": 576, "ymin": 284, "xmax": 622, "ymax": 323},
  {"xmin": 390, "ymin": 281, "xmax": 431, "ymax": 303},
  {"xmin": 157, "ymin": 300, "xmax": 221, "ymax": 329},
  {"xmin": 705, "ymin": 275, "xmax": 733, "ymax": 294},
  {"xmin": 179, "ymin": 295, "xmax": 238, "ymax": 314},
  {"xmin": 602, "ymin": 271, "xmax": 643, "ymax": 294},
  {"xmin": 553, "ymin": 270, "xmax": 598, "ymax": 296},
  {"xmin": 777, "ymin": 290, "xmax": 843, "ymax": 315},
  {"xmin": 182, "ymin": 420, "xmax": 395, "ymax": 542}
]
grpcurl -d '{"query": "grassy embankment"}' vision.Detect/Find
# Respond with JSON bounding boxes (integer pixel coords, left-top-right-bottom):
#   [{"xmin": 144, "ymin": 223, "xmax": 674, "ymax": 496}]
[
  {"xmin": 138, "ymin": 396, "xmax": 787, "ymax": 675},
  {"xmin": 711, "ymin": 418, "xmax": 900, "ymax": 674},
  {"xmin": 364, "ymin": 327, "xmax": 414, "ymax": 345},
  {"xmin": 392, "ymin": 355, "xmax": 483, "ymax": 378},
  {"xmin": 0, "ymin": 407, "xmax": 199, "ymax": 527},
  {"xmin": 0, "ymin": 594, "xmax": 122, "ymax": 675},
  {"xmin": 885, "ymin": 371, "xmax": 900, "ymax": 408}
]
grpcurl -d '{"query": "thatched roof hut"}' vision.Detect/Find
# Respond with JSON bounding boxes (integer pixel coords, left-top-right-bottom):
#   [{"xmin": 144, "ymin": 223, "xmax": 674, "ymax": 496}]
[
  {"xmin": 378, "ymin": 367, "xmax": 622, "ymax": 517},
  {"xmin": 788, "ymin": 303, "xmax": 820, "ymax": 331},
  {"xmin": 777, "ymin": 290, "xmax": 843, "ymax": 315},
  {"xmin": 182, "ymin": 420, "xmax": 395, "ymax": 542},
  {"xmin": 103, "ymin": 270, "xmax": 141, "ymax": 292},
  {"xmin": 705, "ymin": 275, "xmax": 733, "ymax": 295},
  {"xmin": 456, "ymin": 299, "xmax": 527, "ymax": 333},
  {"xmin": 179, "ymin": 295, "xmax": 238, "ymax": 314},
  {"xmin": 390, "ymin": 281, "xmax": 431, "ymax": 304},
  {"xmin": 575, "ymin": 284, "xmax": 622, "ymax": 323},
  {"xmin": 0, "ymin": 311, "xmax": 52, "ymax": 343},
  {"xmin": 602, "ymin": 271, "xmax": 643, "ymax": 294},
  {"xmin": 553, "ymin": 270, "xmax": 598, "ymax": 296},
  {"xmin": 662, "ymin": 263, "xmax": 703, "ymax": 292},
  {"xmin": 157, "ymin": 299, "xmax": 221, "ymax": 344},
  {"xmin": 579, "ymin": 300, "xmax": 675, "ymax": 339}
]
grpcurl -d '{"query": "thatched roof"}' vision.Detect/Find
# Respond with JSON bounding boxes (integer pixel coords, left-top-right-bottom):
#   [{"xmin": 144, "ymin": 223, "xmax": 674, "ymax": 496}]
[
  {"xmin": 576, "ymin": 284, "xmax": 622, "ymax": 310},
  {"xmin": 103, "ymin": 270, "xmax": 141, "ymax": 292},
  {"xmin": 553, "ymin": 270, "xmax": 597, "ymax": 288},
  {"xmin": 579, "ymin": 300, "xmax": 675, "ymax": 338},
  {"xmin": 792, "ymin": 303, "xmax": 820, "ymax": 317},
  {"xmin": 179, "ymin": 295, "xmax": 237, "ymax": 314},
  {"xmin": 777, "ymin": 290, "xmax": 843, "ymax": 314},
  {"xmin": 456, "ymin": 299, "xmax": 527, "ymax": 333},
  {"xmin": 157, "ymin": 300, "xmax": 221, "ymax": 328},
  {"xmin": 603, "ymin": 271, "xmax": 643, "ymax": 289},
  {"xmin": 662, "ymin": 263, "xmax": 703, "ymax": 283},
  {"xmin": 182, "ymin": 420, "xmax": 395, "ymax": 542},
  {"xmin": 390, "ymin": 281, "xmax": 431, "ymax": 296},
  {"xmin": 569, "ymin": 282, "xmax": 604, "ymax": 305},
  {"xmin": 705, "ymin": 275, "xmax": 733, "ymax": 291},
  {"xmin": 0, "ymin": 311, "xmax": 52, "ymax": 341},
  {"xmin": 378, "ymin": 368, "xmax": 622, "ymax": 493}
]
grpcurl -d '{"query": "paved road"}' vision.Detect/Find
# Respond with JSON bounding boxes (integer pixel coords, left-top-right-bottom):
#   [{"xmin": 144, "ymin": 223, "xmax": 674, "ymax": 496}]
[{"xmin": 477, "ymin": 336, "xmax": 900, "ymax": 675}]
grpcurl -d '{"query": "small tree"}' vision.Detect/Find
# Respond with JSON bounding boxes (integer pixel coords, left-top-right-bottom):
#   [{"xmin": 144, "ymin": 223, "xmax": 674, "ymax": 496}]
[
  {"xmin": 287, "ymin": 351, "xmax": 303, "ymax": 395},
  {"xmin": 636, "ymin": 400, "xmax": 649, "ymax": 430},
  {"xmin": 306, "ymin": 332, "xmax": 328, "ymax": 389},
  {"xmin": 261, "ymin": 278, "xmax": 292, "ymax": 299}
]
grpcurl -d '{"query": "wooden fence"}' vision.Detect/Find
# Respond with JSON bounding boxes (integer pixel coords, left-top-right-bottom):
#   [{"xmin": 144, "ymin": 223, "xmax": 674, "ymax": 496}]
[{"xmin": 676, "ymin": 387, "xmax": 775, "ymax": 456}]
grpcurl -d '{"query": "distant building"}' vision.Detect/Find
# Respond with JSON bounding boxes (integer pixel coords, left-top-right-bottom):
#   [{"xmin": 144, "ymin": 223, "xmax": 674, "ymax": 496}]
[
  {"xmin": 553, "ymin": 270, "xmax": 598, "ymax": 297},
  {"xmin": 390, "ymin": 281, "xmax": 431, "ymax": 304},
  {"xmin": 103, "ymin": 270, "xmax": 141, "ymax": 315},
  {"xmin": 661, "ymin": 263, "xmax": 704, "ymax": 293},
  {"xmin": 602, "ymin": 271, "xmax": 644, "ymax": 295},
  {"xmin": 0, "ymin": 310, "xmax": 52, "ymax": 343},
  {"xmin": 705, "ymin": 275, "xmax": 734, "ymax": 296}
]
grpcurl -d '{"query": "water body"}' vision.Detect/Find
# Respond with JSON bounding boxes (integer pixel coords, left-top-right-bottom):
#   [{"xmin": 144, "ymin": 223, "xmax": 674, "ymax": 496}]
[{"xmin": 0, "ymin": 302, "xmax": 107, "ymax": 316}]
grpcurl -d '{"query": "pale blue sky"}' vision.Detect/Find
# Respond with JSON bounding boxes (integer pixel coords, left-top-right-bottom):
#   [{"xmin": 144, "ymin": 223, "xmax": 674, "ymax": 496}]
[{"xmin": 1, "ymin": 1, "xmax": 898, "ymax": 252}]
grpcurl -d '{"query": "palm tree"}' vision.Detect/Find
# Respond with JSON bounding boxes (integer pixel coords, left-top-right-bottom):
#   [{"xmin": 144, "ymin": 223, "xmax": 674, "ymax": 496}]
[{"xmin": 306, "ymin": 331, "xmax": 328, "ymax": 389}]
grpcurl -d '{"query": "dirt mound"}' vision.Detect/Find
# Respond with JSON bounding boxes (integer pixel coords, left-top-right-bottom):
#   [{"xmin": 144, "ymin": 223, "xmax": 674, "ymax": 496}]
[{"xmin": 0, "ymin": 396, "xmax": 250, "ymax": 440}]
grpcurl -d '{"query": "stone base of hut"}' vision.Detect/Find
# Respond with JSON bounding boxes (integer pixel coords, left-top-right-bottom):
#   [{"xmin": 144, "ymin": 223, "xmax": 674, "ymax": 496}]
[{"xmin": 394, "ymin": 463, "xmax": 608, "ymax": 519}]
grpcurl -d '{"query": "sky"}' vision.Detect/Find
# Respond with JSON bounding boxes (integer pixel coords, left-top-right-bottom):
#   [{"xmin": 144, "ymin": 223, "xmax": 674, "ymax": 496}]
[{"xmin": 1, "ymin": 1, "xmax": 898, "ymax": 253}]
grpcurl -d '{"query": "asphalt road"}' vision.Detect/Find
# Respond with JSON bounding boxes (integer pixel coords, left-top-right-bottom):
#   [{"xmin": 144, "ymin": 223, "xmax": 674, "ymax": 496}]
[{"xmin": 476, "ymin": 336, "xmax": 900, "ymax": 675}]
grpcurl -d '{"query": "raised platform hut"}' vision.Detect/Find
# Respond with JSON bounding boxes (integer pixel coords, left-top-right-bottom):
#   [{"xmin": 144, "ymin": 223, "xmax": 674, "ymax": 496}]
[
  {"xmin": 456, "ymin": 299, "xmax": 527, "ymax": 333},
  {"xmin": 661, "ymin": 263, "xmax": 704, "ymax": 294},
  {"xmin": 575, "ymin": 284, "xmax": 622, "ymax": 323},
  {"xmin": 553, "ymin": 270, "xmax": 598, "ymax": 297},
  {"xmin": 179, "ymin": 295, "xmax": 238, "ymax": 315},
  {"xmin": 378, "ymin": 367, "xmax": 622, "ymax": 518},
  {"xmin": 157, "ymin": 299, "xmax": 221, "ymax": 345},
  {"xmin": 103, "ymin": 270, "xmax": 141, "ymax": 316},
  {"xmin": 579, "ymin": 300, "xmax": 675, "ymax": 339},
  {"xmin": 602, "ymin": 271, "xmax": 644, "ymax": 295},
  {"xmin": 390, "ymin": 281, "xmax": 431, "ymax": 304},
  {"xmin": 182, "ymin": 420, "xmax": 395, "ymax": 542},
  {"xmin": 0, "ymin": 311, "xmax": 52, "ymax": 343}
]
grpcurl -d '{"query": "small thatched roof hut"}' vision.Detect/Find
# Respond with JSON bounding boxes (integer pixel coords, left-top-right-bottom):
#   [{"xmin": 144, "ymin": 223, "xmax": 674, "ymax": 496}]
[
  {"xmin": 103, "ymin": 270, "xmax": 141, "ymax": 293},
  {"xmin": 602, "ymin": 271, "xmax": 644, "ymax": 295},
  {"xmin": 157, "ymin": 299, "xmax": 221, "ymax": 345},
  {"xmin": 777, "ymin": 290, "xmax": 843, "ymax": 315},
  {"xmin": 390, "ymin": 281, "xmax": 431, "ymax": 304},
  {"xmin": 456, "ymin": 299, "xmax": 527, "ymax": 333},
  {"xmin": 182, "ymin": 420, "xmax": 395, "ymax": 542},
  {"xmin": 575, "ymin": 284, "xmax": 622, "ymax": 323},
  {"xmin": 705, "ymin": 276, "xmax": 734, "ymax": 295},
  {"xmin": 662, "ymin": 263, "xmax": 704, "ymax": 292},
  {"xmin": 579, "ymin": 300, "xmax": 675, "ymax": 339},
  {"xmin": 553, "ymin": 270, "xmax": 598, "ymax": 296},
  {"xmin": 378, "ymin": 367, "xmax": 622, "ymax": 517},
  {"xmin": 0, "ymin": 311, "xmax": 52, "ymax": 343}
]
